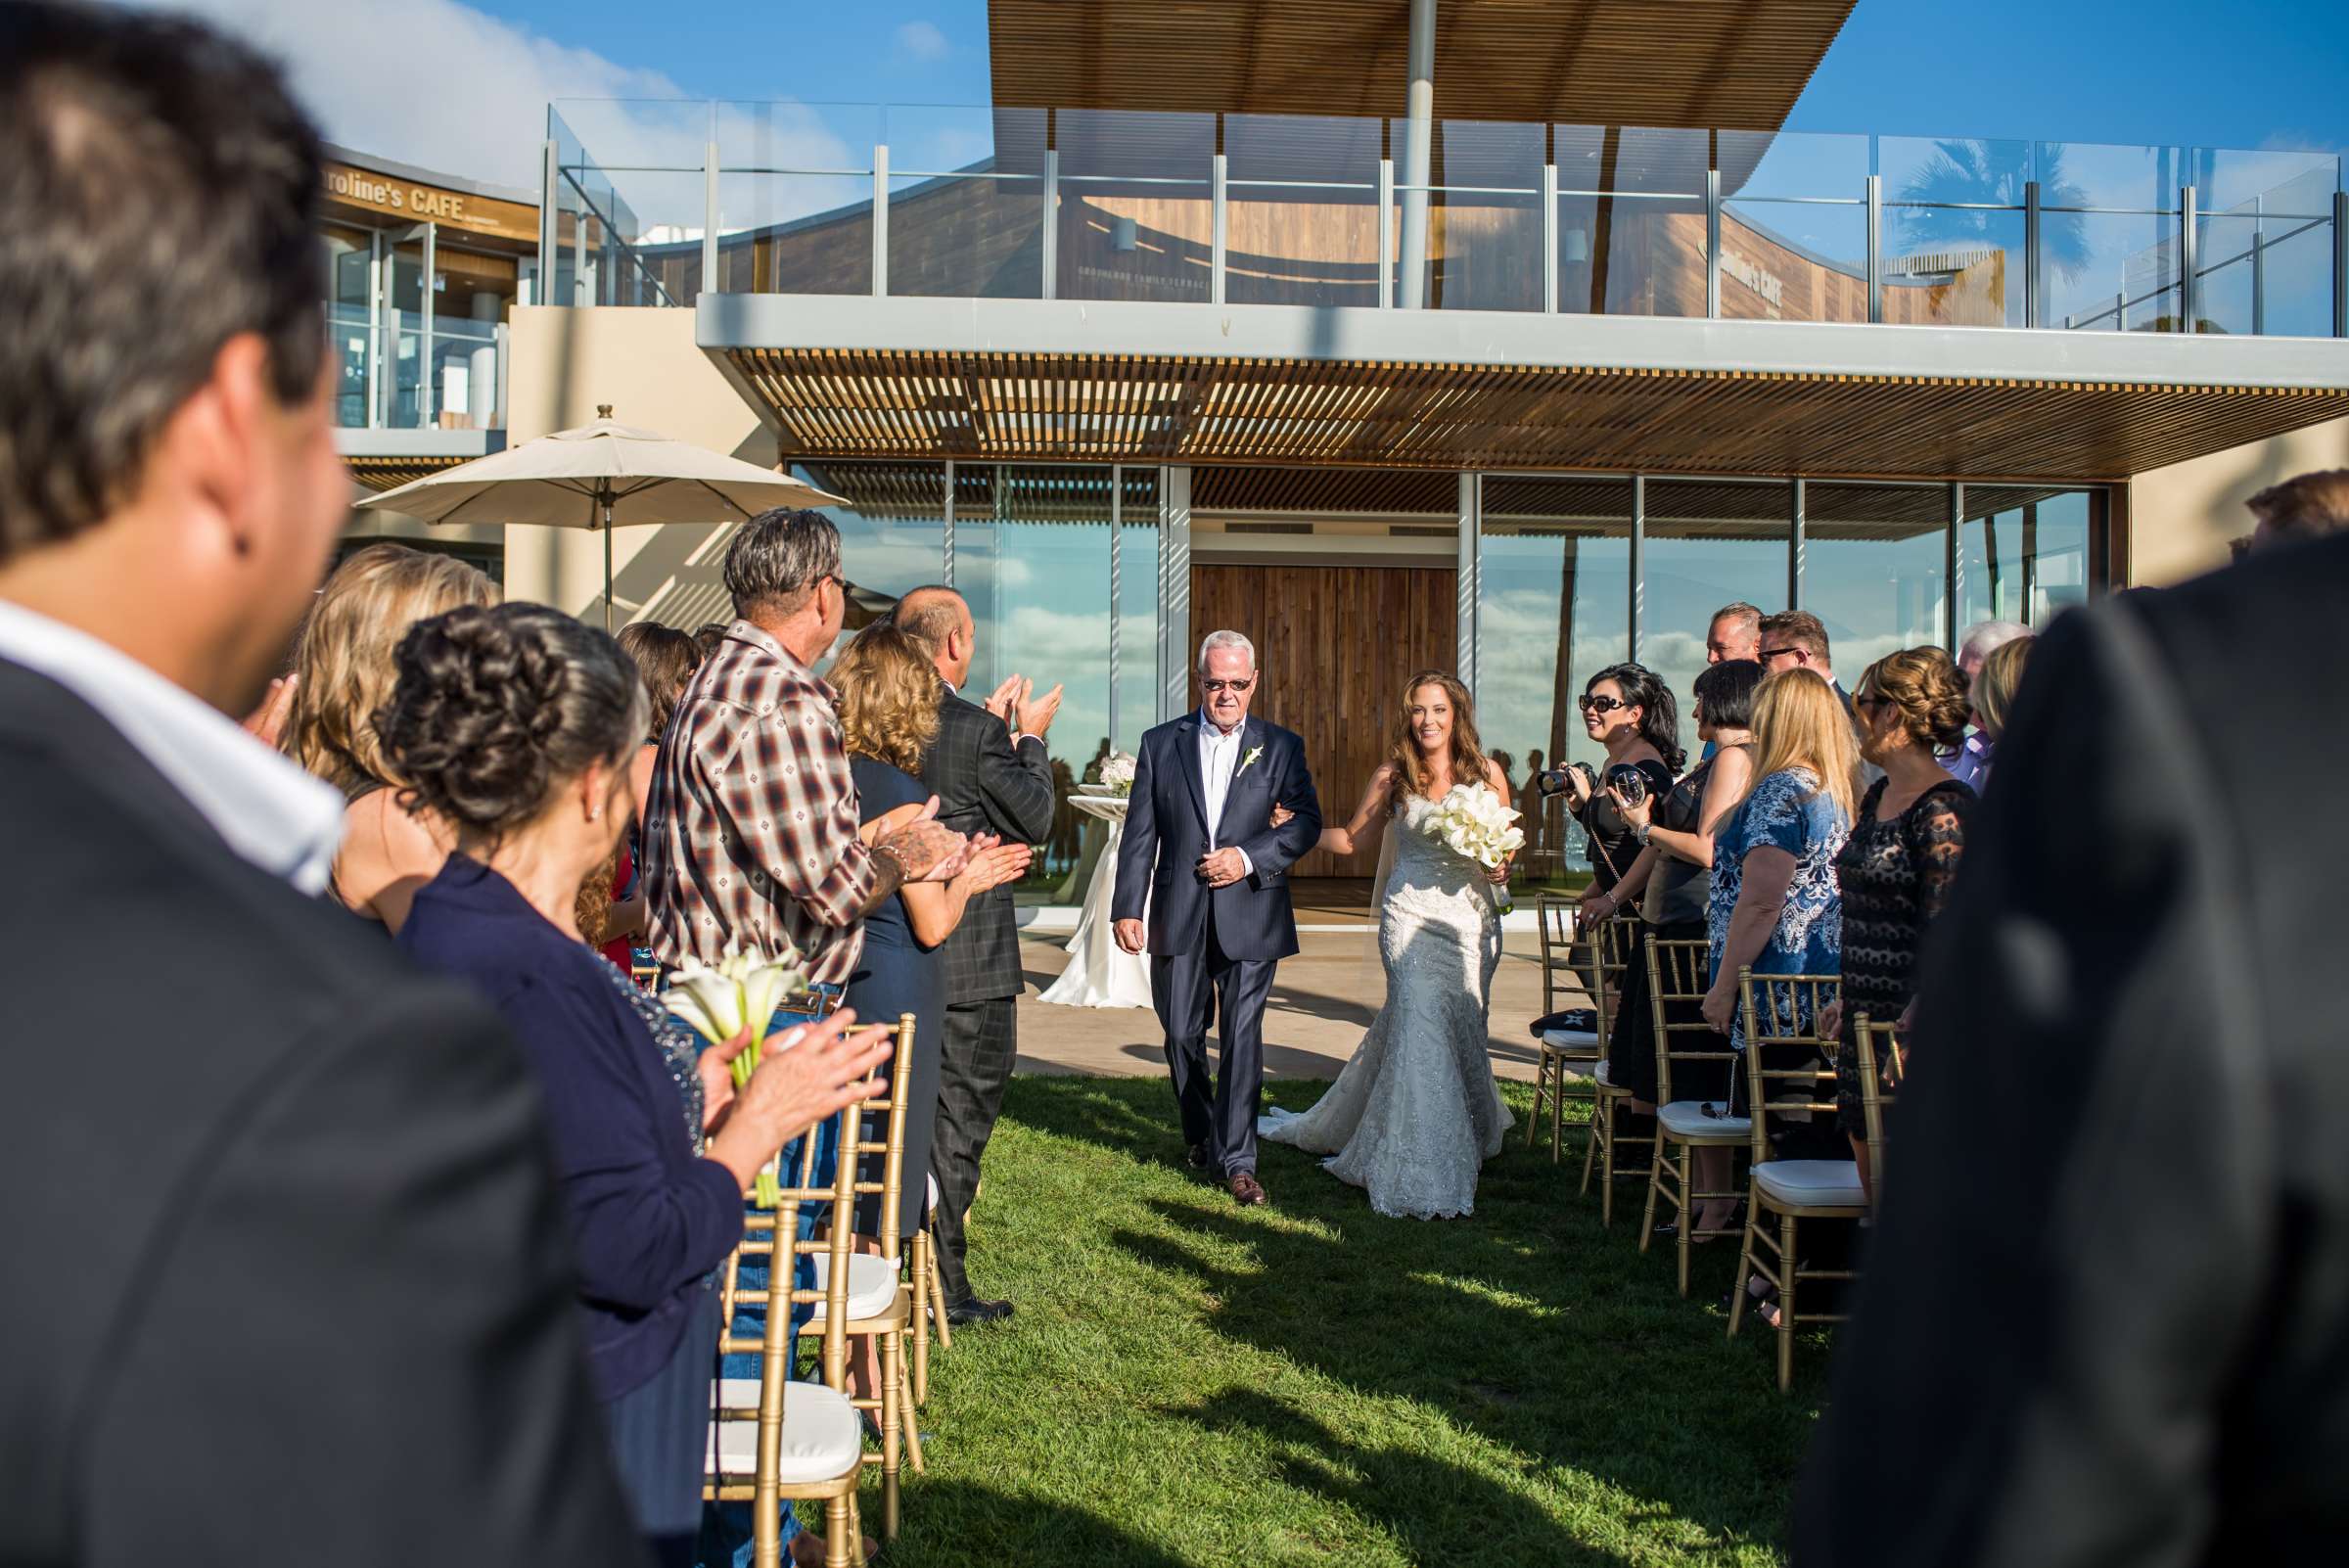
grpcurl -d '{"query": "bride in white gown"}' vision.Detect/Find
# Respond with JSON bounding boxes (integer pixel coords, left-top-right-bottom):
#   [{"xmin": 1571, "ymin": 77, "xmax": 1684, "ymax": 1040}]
[{"xmin": 1260, "ymin": 672, "xmax": 1516, "ymax": 1219}]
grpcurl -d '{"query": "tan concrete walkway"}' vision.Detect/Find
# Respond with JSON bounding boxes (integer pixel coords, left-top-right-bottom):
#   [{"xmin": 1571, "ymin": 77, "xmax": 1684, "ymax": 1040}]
[{"xmin": 1011, "ymin": 925, "xmax": 1554, "ymax": 1084}]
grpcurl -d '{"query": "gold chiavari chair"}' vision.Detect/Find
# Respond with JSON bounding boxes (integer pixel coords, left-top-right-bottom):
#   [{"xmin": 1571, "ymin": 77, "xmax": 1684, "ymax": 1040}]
[
  {"xmin": 1852, "ymin": 1014, "xmax": 1904, "ymax": 1209},
  {"xmin": 1637, "ymin": 936, "xmax": 1748, "ymax": 1295},
  {"xmin": 707, "ymin": 1106, "xmax": 864, "ymax": 1568},
  {"xmin": 1579, "ymin": 916, "xmax": 1652, "ymax": 1223},
  {"xmin": 814, "ymin": 1013, "xmax": 923, "ymax": 1539},
  {"xmin": 908, "ymin": 1173, "xmax": 950, "ymax": 1407},
  {"xmin": 1527, "ymin": 894, "xmax": 1602, "ymax": 1161},
  {"xmin": 1727, "ymin": 967, "xmax": 1864, "ymax": 1393}
]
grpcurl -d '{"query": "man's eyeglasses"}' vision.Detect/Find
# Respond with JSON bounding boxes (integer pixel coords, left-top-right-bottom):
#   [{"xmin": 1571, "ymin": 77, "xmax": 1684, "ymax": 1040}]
[
  {"xmin": 1577, "ymin": 694, "xmax": 1630, "ymax": 715},
  {"xmin": 1759, "ymin": 645, "xmax": 1805, "ymax": 662},
  {"xmin": 1202, "ymin": 678, "xmax": 1255, "ymax": 695}
]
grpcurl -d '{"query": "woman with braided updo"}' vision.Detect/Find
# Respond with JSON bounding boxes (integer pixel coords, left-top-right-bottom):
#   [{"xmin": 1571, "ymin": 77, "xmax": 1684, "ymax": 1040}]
[
  {"xmin": 381, "ymin": 602, "xmax": 893, "ymax": 1568},
  {"xmin": 1815, "ymin": 646, "xmax": 1975, "ymax": 1206}
]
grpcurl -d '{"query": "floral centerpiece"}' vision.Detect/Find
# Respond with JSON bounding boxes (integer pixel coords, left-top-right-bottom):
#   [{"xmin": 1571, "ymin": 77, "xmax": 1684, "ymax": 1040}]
[
  {"xmin": 665, "ymin": 941, "xmax": 810, "ymax": 1206},
  {"xmin": 1099, "ymin": 751, "xmax": 1138, "ymax": 797},
  {"xmin": 1423, "ymin": 781, "xmax": 1525, "ymax": 905}
]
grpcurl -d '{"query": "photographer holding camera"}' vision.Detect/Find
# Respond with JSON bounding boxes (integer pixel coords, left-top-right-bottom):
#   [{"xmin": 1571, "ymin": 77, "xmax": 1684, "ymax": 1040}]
[{"xmin": 1542, "ymin": 664, "xmax": 1682, "ymax": 912}]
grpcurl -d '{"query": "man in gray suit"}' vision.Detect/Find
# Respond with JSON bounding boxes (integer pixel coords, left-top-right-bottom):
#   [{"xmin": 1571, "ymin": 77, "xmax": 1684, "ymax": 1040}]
[{"xmin": 896, "ymin": 586, "xmax": 1059, "ymax": 1324}]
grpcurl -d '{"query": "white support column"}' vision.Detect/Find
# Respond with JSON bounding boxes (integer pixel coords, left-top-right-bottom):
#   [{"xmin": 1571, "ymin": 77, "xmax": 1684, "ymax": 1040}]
[
  {"xmin": 1627, "ymin": 475, "xmax": 1645, "ymax": 662},
  {"xmin": 366, "ymin": 229, "xmax": 384, "ymax": 429},
  {"xmin": 1456, "ymin": 472, "xmax": 1481, "ymax": 688},
  {"xmin": 942, "ymin": 460, "xmax": 955, "ymax": 586},
  {"xmin": 872, "ymin": 143, "xmax": 890, "ymax": 298},
  {"xmin": 1041, "ymin": 149, "xmax": 1060, "ymax": 300},
  {"xmin": 418, "ymin": 221, "xmax": 437, "ymax": 429},
  {"xmin": 2180, "ymin": 183, "xmax": 2198, "ymax": 333},
  {"xmin": 703, "ymin": 141, "xmax": 720, "ymax": 293},
  {"xmin": 1377, "ymin": 158, "xmax": 1396, "ymax": 308},
  {"xmin": 1211, "ymin": 153, "xmax": 1228, "ymax": 306},
  {"xmin": 1107, "ymin": 466, "xmax": 1122, "ymax": 743},
  {"xmin": 537, "ymin": 139, "xmax": 559, "ymax": 297},
  {"xmin": 1160, "ymin": 466, "xmax": 1192, "ymax": 723},
  {"xmin": 1865, "ymin": 173, "xmax": 1883, "ymax": 324},
  {"xmin": 1789, "ymin": 478, "xmax": 1806, "ymax": 612},
  {"xmin": 1705, "ymin": 166, "xmax": 1723, "ymax": 319},
  {"xmin": 1946, "ymin": 483, "xmax": 1964, "ymax": 650},
  {"xmin": 1398, "ymin": 0, "xmax": 1435, "ymax": 309},
  {"xmin": 2024, "ymin": 179, "xmax": 2043, "ymax": 328},
  {"xmin": 1541, "ymin": 161, "xmax": 1558, "ymax": 313}
]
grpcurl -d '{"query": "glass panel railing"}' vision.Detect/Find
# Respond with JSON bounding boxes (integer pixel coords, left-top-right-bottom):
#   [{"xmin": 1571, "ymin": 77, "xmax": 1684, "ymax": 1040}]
[
  {"xmin": 537, "ymin": 101, "xmax": 2346, "ymax": 338},
  {"xmin": 328, "ymin": 311, "xmax": 505, "ymax": 432}
]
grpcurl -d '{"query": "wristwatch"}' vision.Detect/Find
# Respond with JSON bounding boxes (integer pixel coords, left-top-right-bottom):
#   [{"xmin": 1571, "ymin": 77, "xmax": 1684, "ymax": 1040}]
[{"xmin": 1634, "ymin": 821, "xmax": 1652, "ymax": 846}]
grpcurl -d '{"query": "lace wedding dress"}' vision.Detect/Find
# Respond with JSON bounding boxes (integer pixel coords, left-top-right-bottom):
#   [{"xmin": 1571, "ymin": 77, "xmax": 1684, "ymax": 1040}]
[{"xmin": 1260, "ymin": 794, "xmax": 1513, "ymax": 1219}]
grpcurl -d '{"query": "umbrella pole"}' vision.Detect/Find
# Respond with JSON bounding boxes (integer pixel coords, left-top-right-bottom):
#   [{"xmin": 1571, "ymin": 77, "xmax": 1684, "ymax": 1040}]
[{"xmin": 601, "ymin": 494, "xmax": 614, "ymax": 632}]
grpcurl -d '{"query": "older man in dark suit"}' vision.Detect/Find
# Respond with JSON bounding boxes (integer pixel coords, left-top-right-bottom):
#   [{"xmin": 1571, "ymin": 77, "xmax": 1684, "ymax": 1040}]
[
  {"xmin": 896, "ymin": 586, "xmax": 1060, "ymax": 1324},
  {"xmin": 0, "ymin": 7, "xmax": 649, "ymax": 1563},
  {"xmin": 1796, "ymin": 533, "xmax": 2349, "ymax": 1565}
]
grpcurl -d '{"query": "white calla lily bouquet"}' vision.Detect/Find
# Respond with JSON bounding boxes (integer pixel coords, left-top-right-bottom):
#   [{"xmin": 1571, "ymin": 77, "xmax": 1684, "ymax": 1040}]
[
  {"xmin": 1424, "ymin": 781, "xmax": 1526, "ymax": 887},
  {"xmin": 665, "ymin": 942, "xmax": 811, "ymax": 1206}
]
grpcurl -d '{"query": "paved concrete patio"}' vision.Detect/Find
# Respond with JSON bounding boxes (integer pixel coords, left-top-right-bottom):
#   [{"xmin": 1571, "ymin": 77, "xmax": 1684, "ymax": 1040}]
[{"xmin": 1010, "ymin": 924, "xmax": 1556, "ymax": 1084}]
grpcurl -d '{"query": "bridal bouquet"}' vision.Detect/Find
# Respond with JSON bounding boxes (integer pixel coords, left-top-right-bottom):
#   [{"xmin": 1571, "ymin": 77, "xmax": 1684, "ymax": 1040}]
[
  {"xmin": 666, "ymin": 942, "xmax": 811, "ymax": 1206},
  {"xmin": 1099, "ymin": 751, "xmax": 1137, "ymax": 796},
  {"xmin": 1424, "ymin": 782, "xmax": 1526, "ymax": 885}
]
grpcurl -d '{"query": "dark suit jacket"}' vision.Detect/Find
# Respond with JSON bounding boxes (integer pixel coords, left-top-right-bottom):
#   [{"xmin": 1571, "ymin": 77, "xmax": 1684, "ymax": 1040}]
[
  {"xmin": 917, "ymin": 686, "xmax": 1053, "ymax": 1006},
  {"xmin": 1794, "ymin": 535, "xmax": 2349, "ymax": 1565},
  {"xmin": 0, "ymin": 659, "xmax": 645, "ymax": 1568},
  {"xmin": 1111, "ymin": 714, "xmax": 1322, "ymax": 961}
]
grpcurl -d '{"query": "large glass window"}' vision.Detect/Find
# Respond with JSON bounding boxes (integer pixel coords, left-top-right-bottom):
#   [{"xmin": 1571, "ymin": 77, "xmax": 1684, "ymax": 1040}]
[
  {"xmin": 1476, "ymin": 477, "xmax": 1632, "ymax": 881},
  {"xmin": 1803, "ymin": 484, "xmax": 1951, "ymax": 677},
  {"xmin": 1114, "ymin": 468, "xmax": 1162, "ymax": 756},
  {"xmin": 792, "ymin": 460, "xmax": 948, "ymax": 668},
  {"xmin": 1638, "ymin": 479, "xmax": 1791, "ymax": 727},
  {"xmin": 1960, "ymin": 487, "xmax": 2093, "ymax": 628},
  {"xmin": 1057, "ymin": 111, "xmax": 1215, "ymax": 303}
]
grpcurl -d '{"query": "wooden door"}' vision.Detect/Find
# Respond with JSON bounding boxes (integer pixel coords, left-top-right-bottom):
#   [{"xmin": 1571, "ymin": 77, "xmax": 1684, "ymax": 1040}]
[{"xmin": 1190, "ymin": 562, "xmax": 1457, "ymax": 878}]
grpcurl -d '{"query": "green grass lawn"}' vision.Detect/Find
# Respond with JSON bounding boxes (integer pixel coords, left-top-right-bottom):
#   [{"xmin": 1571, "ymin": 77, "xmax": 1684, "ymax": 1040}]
[{"xmin": 881, "ymin": 1077, "xmax": 1826, "ymax": 1567}]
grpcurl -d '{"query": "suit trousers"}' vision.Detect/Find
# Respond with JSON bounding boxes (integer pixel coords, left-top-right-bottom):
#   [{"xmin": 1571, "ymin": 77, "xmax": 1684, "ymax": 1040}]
[
  {"xmin": 1153, "ymin": 901, "xmax": 1276, "ymax": 1176},
  {"xmin": 930, "ymin": 994, "xmax": 1017, "ymax": 1305}
]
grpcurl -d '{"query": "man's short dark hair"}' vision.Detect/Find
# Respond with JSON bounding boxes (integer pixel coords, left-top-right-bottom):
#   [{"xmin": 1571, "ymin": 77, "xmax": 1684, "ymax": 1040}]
[
  {"xmin": 0, "ymin": 2, "xmax": 327, "ymax": 562},
  {"xmin": 1759, "ymin": 610, "xmax": 1831, "ymax": 668},
  {"xmin": 892, "ymin": 584, "xmax": 965, "ymax": 657},
  {"xmin": 2246, "ymin": 470, "xmax": 2349, "ymax": 543},
  {"xmin": 722, "ymin": 507, "xmax": 842, "ymax": 619}
]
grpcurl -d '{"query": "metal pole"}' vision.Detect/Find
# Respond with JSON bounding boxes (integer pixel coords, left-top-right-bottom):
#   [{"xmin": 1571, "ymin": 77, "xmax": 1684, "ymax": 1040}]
[
  {"xmin": 2252, "ymin": 192, "xmax": 2266, "ymax": 336},
  {"xmin": 366, "ymin": 229, "xmax": 383, "ymax": 429},
  {"xmin": 1455, "ymin": 472, "xmax": 1479, "ymax": 686},
  {"xmin": 1041, "ymin": 148, "xmax": 1060, "ymax": 300},
  {"xmin": 537, "ymin": 139, "xmax": 559, "ymax": 304},
  {"xmin": 1377, "ymin": 158, "xmax": 1395, "ymax": 309},
  {"xmin": 1946, "ymin": 483, "xmax": 1963, "ymax": 650},
  {"xmin": 1789, "ymin": 478, "xmax": 1806, "ymax": 613},
  {"xmin": 1865, "ymin": 174, "xmax": 1882, "ymax": 324},
  {"xmin": 2180, "ymin": 183, "xmax": 2197, "ymax": 333},
  {"xmin": 872, "ymin": 144, "xmax": 890, "ymax": 298},
  {"xmin": 2024, "ymin": 179, "xmax": 2042, "ymax": 328},
  {"xmin": 941, "ymin": 459, "xmax": 955, "ymax": 586},
  {"xmin": 703, "ymin": 140, "xmax": 720, "ymax": 295},
  {"xmin": 1161, "ymin": 466, "xmax": 1192, "ymax": 724},
  {"xmin": 1398, "ymin": 0, "xmax": 1435, "ymax": 309},
  {"xmin": 1211, "ymin": 152, "xmax": 1227, "ymax": 306},
  {"xmin": 2335, "ymin": 190, "xmax": 2348, "ymax": 338},
  {"xmin": 419, "ymin": 221, "xmax": 436, "ymax": 429},
  {"xmin": 602, "ymin": 498, "xmax": 615, "ymax": 633},
  {"xmin": 1627, "ymin": 475, "xmax": 1645, "ymax": 663},
  {"xmin": 1107, "ymin": 466, "xmax": 1121, "ymax": 744},
  {"xmin": 1542, "ymin": 161, "xmax": 1558, "ymax": 313},
  {"xmin": 1705, "ymin": 167, "xmax": 1722, "ymax": 319}
]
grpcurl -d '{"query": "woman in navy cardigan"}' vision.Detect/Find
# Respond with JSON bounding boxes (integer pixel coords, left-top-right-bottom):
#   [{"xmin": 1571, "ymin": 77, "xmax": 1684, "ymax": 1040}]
[{"xmin": 380, "ymin": 603, "xmax": 893, "ymax": 1568}]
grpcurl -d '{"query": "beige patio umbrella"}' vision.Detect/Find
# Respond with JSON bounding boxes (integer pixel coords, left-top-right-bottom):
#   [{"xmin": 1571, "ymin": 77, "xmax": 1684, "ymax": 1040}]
[{"xmin": 354, "ymin": 405, "xmax": 845, "ymax": 628}]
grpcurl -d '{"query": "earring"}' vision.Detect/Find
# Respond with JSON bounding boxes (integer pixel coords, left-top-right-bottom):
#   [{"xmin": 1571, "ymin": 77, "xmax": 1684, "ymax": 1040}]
[{"xmin": 590, "ymin": 804, "xmax": 603, "ymax": 821}]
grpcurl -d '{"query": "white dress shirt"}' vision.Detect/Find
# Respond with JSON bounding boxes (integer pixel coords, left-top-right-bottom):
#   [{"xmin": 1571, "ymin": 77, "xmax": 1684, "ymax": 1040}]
[
  {"xmin": 0, "ymin": 599, "xmax": 345, "ymax": 895},
  {"xmin": 1195, "ymin": 710, "xmax": 1254, "ymax": 872}
]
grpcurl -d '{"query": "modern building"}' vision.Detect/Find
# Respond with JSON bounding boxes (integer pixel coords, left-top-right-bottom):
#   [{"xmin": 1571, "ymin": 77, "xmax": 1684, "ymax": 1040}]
[{"xmin": 356, "ymin": 0, "xmax": 2349, "ymax": 882}]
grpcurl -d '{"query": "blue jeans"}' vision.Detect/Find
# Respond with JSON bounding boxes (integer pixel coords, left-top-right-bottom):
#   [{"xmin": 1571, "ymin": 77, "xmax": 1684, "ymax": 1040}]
[{"xmin": 711, "ymin": 990, "xmax": 843, "ymax": 1565}]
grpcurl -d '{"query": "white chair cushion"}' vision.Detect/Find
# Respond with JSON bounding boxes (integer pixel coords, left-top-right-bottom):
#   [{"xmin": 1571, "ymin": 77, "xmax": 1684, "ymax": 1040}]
[
  {"xmin": 1542, "ymin": 1028, "xmax": 1601, "ymax": 1052},
  {"xmin": 1658, "ymin": 1100, "xmax": 1750, "ymax": 1139},
  {"xmin": 806, "ymin": 1252, "xmax": 901, "ymax": 1321},
  {"xmin": 708, "ymin": 1378, "xmax": 861, "ymax": 1484},
  {"xmin": 1753, "ymin": 1159, "xmax": 1865, "ymax": 1210}
]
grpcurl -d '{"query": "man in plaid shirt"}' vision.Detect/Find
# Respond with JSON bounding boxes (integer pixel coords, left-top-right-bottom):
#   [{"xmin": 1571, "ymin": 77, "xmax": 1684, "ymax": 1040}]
[{"xmin": 642, "ymin": 508, "xmax": 969, "ymax": 986}]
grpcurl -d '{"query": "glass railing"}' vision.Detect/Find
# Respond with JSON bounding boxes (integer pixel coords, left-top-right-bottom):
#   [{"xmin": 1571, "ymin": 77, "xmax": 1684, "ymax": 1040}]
[
  {"xmin": 546, "ymin": 99, "xmax": 2349, "ymax": 338},
  {"xmin": 329, "ymin": 301, "xmax": 508, "ymax": 432}
]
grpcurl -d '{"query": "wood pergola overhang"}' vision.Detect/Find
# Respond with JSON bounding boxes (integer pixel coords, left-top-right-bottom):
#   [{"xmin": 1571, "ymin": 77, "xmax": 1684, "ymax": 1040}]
[{"xmin": 700, "ymin": 296, "xmax": 2349, "ymax": 484}]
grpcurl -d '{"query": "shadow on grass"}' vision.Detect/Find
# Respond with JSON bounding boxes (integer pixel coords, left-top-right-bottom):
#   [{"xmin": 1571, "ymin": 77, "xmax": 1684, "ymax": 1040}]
[
  {"xmin": 880, "ymin": 1479, "xmax": 1195, "ymax": 1568},
  {"xmin": 1171, "ymin": 1385, "xmax": 1648, "ymax": 1568}
]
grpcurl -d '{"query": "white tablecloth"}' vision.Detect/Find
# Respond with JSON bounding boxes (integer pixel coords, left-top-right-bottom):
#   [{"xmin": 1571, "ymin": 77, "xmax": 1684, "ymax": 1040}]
[{"xmin": 1037, "ymin": 794, "xmax": 1153, "ymax": 1009}]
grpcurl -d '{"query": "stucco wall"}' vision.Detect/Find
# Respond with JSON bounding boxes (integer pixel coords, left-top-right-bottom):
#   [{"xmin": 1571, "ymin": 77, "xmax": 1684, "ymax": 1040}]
[
  {"xmin": 501, "ymin": 305, "xmax": 776, "ymax": 621},
  {"xmin": 2127, "ymin": 412, "xmax": 2349, "ymax": 586}
]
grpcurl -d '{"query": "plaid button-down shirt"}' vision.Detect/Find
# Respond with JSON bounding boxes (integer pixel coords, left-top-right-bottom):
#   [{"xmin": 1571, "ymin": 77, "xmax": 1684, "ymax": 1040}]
[{"xmin": 641, "ymin": 621, "xmax": 875, "ymax": 986}]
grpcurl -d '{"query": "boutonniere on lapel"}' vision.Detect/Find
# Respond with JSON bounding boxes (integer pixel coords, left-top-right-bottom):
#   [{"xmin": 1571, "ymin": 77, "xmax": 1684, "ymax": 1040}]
[{"xmin": 1237, "ymin": 745, "xmax": 1265, "ymax": 778}]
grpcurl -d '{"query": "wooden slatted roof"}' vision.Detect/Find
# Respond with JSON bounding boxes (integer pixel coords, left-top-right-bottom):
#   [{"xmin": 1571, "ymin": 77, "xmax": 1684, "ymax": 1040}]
[
  {"xmin": 345, "ymin": 454, "xmax": 472, "ymax": 491},
  {"xmin": 989, "ymin": 0, "xmax": 1858, "ymax": 131},
  {"xmin": 717, "ymin": 346, "xmax": 2349, "ymax": 484}
]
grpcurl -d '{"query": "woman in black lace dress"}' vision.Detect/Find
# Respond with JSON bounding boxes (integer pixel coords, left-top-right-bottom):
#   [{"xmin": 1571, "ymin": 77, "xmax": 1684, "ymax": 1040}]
[{"xmin": 1819, "ymin": 647, "xmax": 1974, "ymax": 1204}]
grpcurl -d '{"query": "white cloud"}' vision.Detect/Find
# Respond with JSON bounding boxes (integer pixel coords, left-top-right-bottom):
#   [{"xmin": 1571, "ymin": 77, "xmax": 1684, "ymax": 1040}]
[
  {"xmin": 135, "ymin": 0, "xmax": 691, "ymax": 189},
  {"xmin": 894, "ymin": 21, "xmax": 949, "ymax": 63}
]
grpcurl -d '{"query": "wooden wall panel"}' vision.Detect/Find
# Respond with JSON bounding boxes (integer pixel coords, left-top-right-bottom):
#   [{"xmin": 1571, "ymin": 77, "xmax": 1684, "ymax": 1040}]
[{"xmin": 1191, "ymin": 562, "xmax": 1457, "ymax": 878}]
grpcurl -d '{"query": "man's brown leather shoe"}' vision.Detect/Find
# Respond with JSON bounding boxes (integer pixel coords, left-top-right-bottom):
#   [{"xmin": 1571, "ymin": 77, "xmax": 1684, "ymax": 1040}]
[{"xmin": 1228, "ymin": 1171, "xmax": 1268, "ymax": 1207}]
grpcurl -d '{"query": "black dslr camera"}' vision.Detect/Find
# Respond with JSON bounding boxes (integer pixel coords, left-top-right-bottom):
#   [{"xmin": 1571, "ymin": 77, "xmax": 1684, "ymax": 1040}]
[{"xmin": 1536, "ymin": 761, "xmax": 1598, "ymax": 801}]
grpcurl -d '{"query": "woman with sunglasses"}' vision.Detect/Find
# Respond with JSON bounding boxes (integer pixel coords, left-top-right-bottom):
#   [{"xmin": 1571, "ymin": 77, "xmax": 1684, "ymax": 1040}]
[{"xmin": 1562, "ymin": 663, "xmax": 1683, "ymax": 913}]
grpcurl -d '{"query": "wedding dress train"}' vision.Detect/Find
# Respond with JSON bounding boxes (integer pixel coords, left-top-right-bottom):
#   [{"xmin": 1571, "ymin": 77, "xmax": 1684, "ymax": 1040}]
[{"xmin": 1260, "ymin": 794, "xmax": 1513, "ymax": 1219}]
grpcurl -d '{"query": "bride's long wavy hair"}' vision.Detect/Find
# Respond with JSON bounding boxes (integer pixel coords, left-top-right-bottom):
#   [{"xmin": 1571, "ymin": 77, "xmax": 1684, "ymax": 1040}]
[{"xmin": 1388, "ymin": 670, "xmax": 1490, "ymax": 807}]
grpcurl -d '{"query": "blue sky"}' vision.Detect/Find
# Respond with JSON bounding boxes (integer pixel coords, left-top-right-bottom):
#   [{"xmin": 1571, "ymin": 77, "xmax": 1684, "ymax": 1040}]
[{"xmin": 470, "ymin": 0, "xmax": 2346, "ymax": 151}]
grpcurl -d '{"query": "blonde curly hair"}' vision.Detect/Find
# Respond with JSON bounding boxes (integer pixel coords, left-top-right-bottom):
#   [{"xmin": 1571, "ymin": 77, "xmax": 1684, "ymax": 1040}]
[
  {"xmin": 831, "ymin": 622, "xmax": 942, "ymax": 773},
  {"xmin": 283, "ymin": 543, "xmax": 500, "ymax": 795}
]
